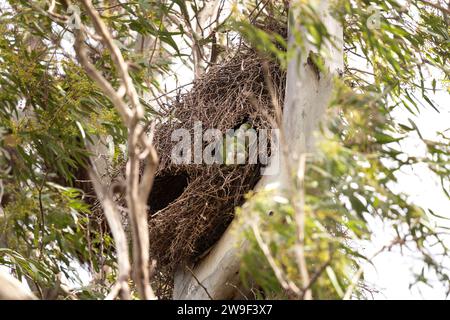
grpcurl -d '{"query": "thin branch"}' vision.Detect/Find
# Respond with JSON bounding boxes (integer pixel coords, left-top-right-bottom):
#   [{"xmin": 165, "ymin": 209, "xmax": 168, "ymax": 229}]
[
  {"xmin": 37, "ymin": 171, "xmax": 49, "ymax": 259},
  {"xmin": 417, "ymin": 0, "xmax": 450, "ymax": 15},
  {"xmin": 73, "ymin": 31, "xmax": 132, "ymax": 123},
  {"xmin": 294, "ymin": 154, "xmax": 312, "ymax": 300},
  {"xmin": 301, "ymin": 257, "xmax": 332, "ymax": 299},
  {"xmin": 80, "ymin": 0, "xmax": 142, "ymax": 118},
  {"xmin": 343, "ymin": 237, "xmax": 405, "ymax": 300},
  {"xmin": 89, "ymin": 167, "xmax": 131, "ymax": 300},
  {"xmin": 251, "ymin": 222, "xmax": 301, "ymax": 296},
  {"xmin": 186, "ymin": 266, "xmax": 214, "ymax": 300},
  {"xmin": 75, "ymin": 0, "xmax": 159, "ymax": 300}
]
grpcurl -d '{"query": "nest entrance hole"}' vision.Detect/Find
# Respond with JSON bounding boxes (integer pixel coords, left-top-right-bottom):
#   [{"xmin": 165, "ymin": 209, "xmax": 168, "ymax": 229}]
[{"xmin": 148, "ymin": 172, "xmax": 189, "ymax": 214}]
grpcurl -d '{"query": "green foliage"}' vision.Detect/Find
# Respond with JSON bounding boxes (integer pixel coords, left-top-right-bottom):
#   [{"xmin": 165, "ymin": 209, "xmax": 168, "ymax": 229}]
[
  {"xmin": 236, "ymin": 0, "xmax": 449, "ymax": 299},
  {"xmin": 0, "ymin": 184, "xmax": 107, "ymax": 296},
  {"xmin": 238, "ymin": 188, "xmax": 361, "ymax": 299},
  {"xmin": 0, "ymin": 0, "xmax": 188, "ymax": 299},
  {"xmin": 0, "ymin": 0, "xmax": 129, "ymax": 298},
  {"xmin": 0, "ymin": 0, "xmax": 448, "ymax": 300}
]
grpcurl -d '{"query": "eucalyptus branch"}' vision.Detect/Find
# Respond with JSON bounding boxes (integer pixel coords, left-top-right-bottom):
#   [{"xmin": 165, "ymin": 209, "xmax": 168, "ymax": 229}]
[
  {"xmin": 343, "ymin": 237, "xmax": 406, "ymax": 300},
  {"xmin": 73, "ymin": 0, "xmax": 159, "ymax": 300},
  {"xmin": 293, "ymin": 154, "xmax": 312, "ymax": 300},
  {"xmin": 251, "ymin": 222, "xmax": 302, "ymax": 296},
  {"xmin": 89, "ymin": 167, "xmax": 131, "ymax": 300},
  {"xmin": 417, "ymin": 0, "xmax": 450, "ymax": 15}
]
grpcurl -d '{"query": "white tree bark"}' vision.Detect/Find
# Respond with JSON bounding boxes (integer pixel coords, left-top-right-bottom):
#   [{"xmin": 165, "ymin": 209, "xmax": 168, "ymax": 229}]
[
  {"xmin": 0, "ymin": 270, "xmax": 36, "ymax": 300},
  {"xmin": 173, "ymin": 1, "xmax": 343, "ymax": 300}
]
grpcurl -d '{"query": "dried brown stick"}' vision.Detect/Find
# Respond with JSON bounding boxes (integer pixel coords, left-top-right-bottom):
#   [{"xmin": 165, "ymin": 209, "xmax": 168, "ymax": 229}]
[{"xmin": 75, "ymin": 0, "xmax": 158, "ymax": 300}]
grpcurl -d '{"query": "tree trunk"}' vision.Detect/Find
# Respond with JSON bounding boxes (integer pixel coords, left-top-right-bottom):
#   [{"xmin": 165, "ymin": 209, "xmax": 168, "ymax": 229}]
[
  {"xmin": 173, "ymin": 1, "xmax": 343, "ymax": 300},
  {"xmin": 0, "ymin": 270, "xmax": 36, "ymax": 300}
]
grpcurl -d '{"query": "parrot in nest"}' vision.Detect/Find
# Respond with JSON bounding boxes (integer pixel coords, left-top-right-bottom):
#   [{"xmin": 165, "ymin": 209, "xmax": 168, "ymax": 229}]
[{"xmin": 218, "ymin": 123, "xmax": 252, "ymax": 165}]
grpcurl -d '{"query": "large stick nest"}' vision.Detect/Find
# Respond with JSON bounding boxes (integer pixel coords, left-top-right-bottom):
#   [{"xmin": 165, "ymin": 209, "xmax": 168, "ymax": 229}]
[{"xmin": 148, "ymin": 48, "xmax": 286, "ymax": 273}]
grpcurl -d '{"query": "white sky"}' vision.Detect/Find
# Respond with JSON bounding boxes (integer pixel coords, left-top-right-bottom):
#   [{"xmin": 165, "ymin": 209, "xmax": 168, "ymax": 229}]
[
  {"xmin": 363, "ymin": 87, "xmax": 450, "ymax": 299},
  {"xmin": 344, "ymin": 5, "xmax": 450, "ymax": 298}
]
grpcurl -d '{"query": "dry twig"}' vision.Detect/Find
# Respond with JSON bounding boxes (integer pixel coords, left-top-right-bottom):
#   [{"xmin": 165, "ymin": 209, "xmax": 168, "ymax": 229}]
[{"xmin": 73, "ymin": 0, "xmax": 159, "ymax": 300}]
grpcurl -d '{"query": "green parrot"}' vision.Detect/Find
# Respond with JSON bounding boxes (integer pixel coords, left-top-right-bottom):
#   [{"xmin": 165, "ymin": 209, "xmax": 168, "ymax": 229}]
[{"xmin": 219, "ymin": 123, "xmax": 252, "ymax": 165}]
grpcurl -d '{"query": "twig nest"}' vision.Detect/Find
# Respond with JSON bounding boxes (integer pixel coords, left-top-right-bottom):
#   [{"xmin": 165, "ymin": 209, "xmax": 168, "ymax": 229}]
[{"xmin": 149, "ymin": 48, "xmax": 285, "ymax": 273}]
